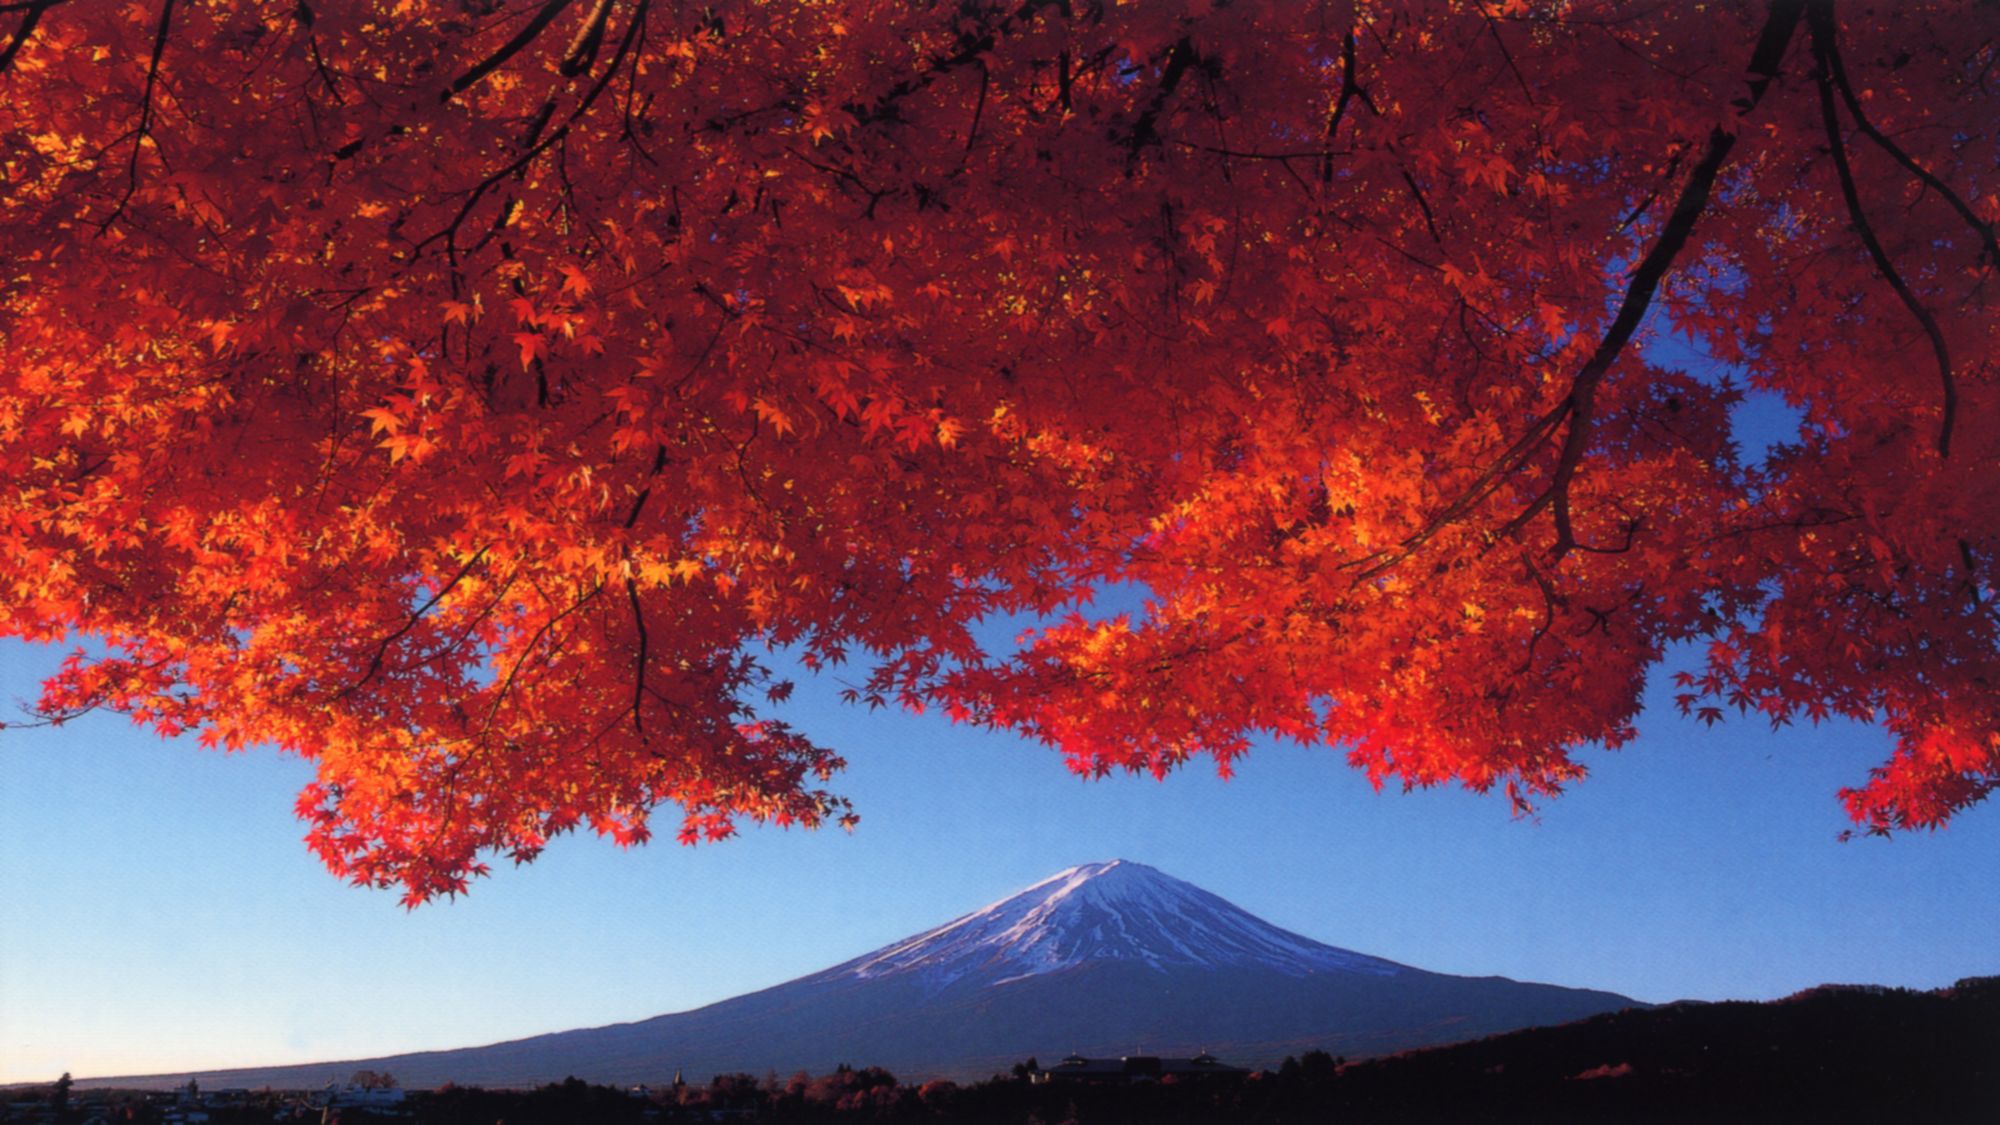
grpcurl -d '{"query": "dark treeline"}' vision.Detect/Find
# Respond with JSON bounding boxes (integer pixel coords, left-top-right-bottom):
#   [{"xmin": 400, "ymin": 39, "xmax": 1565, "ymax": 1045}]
[{"xmin": 12, "ymin": 978, "xmax": 1996, "ymax": 1124}]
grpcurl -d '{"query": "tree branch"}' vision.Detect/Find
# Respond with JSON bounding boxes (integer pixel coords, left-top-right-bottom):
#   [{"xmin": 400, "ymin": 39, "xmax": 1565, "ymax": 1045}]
[
  {"xmin": 1126, "ymin": 36, "xmax": 1197, "ymax": 169},
  {"xmin": 625, "ymin": 577, "xmax": 648, "ymax": 735},
  {"xmin": 1516, "ymin": 0, "xmax": 1806, "ymax": 557},
  {"xmin": 0, "ymin": 0, "xmax": 67, "ymax": 77},
  {"xmin": 559, "ymin": 0, "xmax": 615, "ymax": 78},
  {"xmin": 1809, "ymin": 3, "xmax": 1956, "ymax": 458},
  {"xmin": 413, "ymin": 0, "xmax": 648, "ymax": 264},
  {"xmin": 961, "ymin": 59, "xmax": 989, "ymax": 165},
  {"xmin": 443, "ymin": 0, "xmax": 577, "ymax": 103},
  {"xmin": 1362, "ymin": 0, "xmax": 1804, "ymax": 578},
  {"xmin": 98, "ymin": 0, "xmax": 177, "ymax": 232},
  {"xmin": 342, "ymin": 545, "xmax": 493, "ymax": 698},
  {"xmin": 1399, "ymin": 166, "xmax": 1442, "ymax": 245},
  {"xmin": 850, "ymin": 0, "xmax": 1058, "ymax": 126},
  {"xmin": 481, "ymin": 579, "xmax": 604, "ymax": 731},
  {"xmin": 1618, "ymin": 146, "xmax": 1684, "ymax": 231},
  {"xmin": 1322, "ymin": 28, "xmax": 1377, "ymax": 184},
  {"xmin": 623, "ymin": 443, "xmax": 669, "ymax": 529},
  {"xmin": 1354, "ymin": 399, "xmax": 1569, "ymax": 580},
  {"xmin": 1814, "ymin": 4, "xmax": 1999, "ymax": 269}
]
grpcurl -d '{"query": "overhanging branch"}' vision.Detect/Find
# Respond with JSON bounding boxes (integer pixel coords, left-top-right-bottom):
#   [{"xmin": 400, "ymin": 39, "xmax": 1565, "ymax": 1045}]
[
  {"xmin": 1521, "ymin": 0, "xmax": 1805, "ymax": 559},
  {"xmin": 0, "ymin": 0, "xmax": 67, "ymax": 76},
  {"xmin": 1814, "ymin": 4, "xmax": 1999, "ymax": 270},
  {"xmin": 443, "ymin": 0, "xmax": 578, "ymax": 104},
  {"xmin": 98, "ymin": 0, "xmax": 177, "ymax": 232},
  {"xmin": 1809, "ymin": 3, "xmax": 1957, "ymax": 458},
  {"xmin": 1368, "ymin": 0, "xmax": 1806, "ymax": 575}
]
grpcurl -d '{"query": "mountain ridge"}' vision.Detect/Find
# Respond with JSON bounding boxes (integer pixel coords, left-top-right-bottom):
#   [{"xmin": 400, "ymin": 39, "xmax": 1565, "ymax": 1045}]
[{"xmin": 75, "ymin": 860, "xmax": 1644, "ymax": 1089}]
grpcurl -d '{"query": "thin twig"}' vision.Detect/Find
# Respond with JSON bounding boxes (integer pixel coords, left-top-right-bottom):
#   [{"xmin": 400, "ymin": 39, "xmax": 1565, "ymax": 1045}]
[
  {"xmin": 1322, "ymin": 28, "xmax": 1377, "ymax": 184},
  {"xmin": 625, "ymin": 578, "xmax": 649, "ymax": 735},
  {"xmin": 98, "ymin": 0, "xmax": 177, "ymax": 232},
  {"xmin": 342, "ymin": 545, "xmax": 493, "ymax": 698}
]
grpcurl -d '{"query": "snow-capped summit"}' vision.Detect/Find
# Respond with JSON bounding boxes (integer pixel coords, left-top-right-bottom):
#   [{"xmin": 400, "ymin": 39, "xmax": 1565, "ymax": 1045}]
[{"xmin": 835, "ymin": 859, "xmax": 1402, "ymax": 988}]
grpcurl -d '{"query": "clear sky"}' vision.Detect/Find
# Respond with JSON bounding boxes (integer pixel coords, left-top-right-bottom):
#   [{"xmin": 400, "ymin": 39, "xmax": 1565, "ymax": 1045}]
[{"xmin": 4, "ymin": 617, "xmax": 1998, "ymax": 1084}]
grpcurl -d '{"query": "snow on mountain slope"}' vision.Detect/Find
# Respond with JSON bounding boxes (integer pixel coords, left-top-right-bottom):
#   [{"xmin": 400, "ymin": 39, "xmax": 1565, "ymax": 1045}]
[{"xmin": 830, "ymin": 859, "xmax": 1403, "ymax": 989}]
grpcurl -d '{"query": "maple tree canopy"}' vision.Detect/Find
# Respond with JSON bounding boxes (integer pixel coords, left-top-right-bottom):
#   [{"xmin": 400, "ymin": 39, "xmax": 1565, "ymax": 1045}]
[{"xmin": 2, "ymin": 0, "xmax": 1996, "ymax": 902}]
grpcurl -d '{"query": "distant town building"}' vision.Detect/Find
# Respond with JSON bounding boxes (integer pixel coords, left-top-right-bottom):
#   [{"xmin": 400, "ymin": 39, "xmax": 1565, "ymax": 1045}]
[{"xmin": 1032, "ymin": 1052, "xmax": 1250, "ymax": 1084}]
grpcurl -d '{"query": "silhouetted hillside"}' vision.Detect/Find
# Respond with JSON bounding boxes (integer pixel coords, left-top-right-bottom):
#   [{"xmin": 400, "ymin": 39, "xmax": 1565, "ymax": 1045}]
[
  {"xmin": 1248, "ymin": 976, "xmax": 2000, "ymax": 1123},
  {"xmin": 27, "ymin": 978, "xmax": 1993, "ymax": 1123}
]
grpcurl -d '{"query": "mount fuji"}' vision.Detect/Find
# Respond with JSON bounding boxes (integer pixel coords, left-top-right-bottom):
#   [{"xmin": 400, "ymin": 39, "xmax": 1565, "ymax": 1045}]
[{"xmin": 91, "ymin": 860, "xmax": 1642, "ymax": 1088}]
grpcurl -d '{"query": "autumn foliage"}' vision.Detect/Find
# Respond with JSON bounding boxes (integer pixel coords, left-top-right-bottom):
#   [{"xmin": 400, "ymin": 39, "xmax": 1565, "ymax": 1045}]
[{"xmin": 2, "ymin": 0, "xmax": 1995, "ymax": 900}]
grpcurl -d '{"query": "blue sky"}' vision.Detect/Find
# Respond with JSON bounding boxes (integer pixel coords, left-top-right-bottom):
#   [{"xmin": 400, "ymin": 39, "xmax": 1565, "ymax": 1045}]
[{"xmin": 4, "ymin": 621, "xmax": 1998, "ymax": 1084}]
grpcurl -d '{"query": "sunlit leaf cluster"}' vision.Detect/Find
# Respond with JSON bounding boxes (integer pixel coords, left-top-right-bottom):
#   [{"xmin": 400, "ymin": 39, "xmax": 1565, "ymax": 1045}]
[{"xmin": 1, "ymin": 0, "xmax": 1994, "ymax": 900}]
